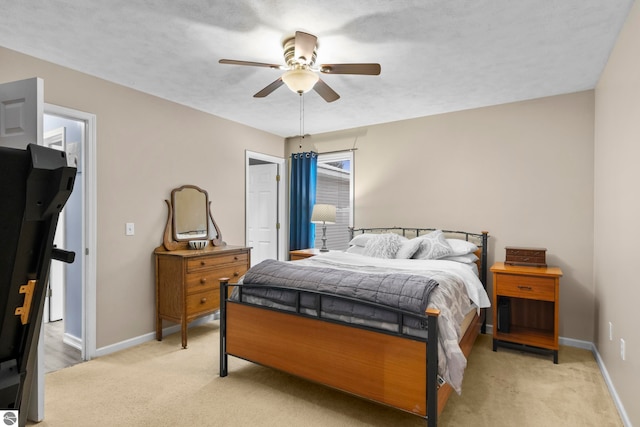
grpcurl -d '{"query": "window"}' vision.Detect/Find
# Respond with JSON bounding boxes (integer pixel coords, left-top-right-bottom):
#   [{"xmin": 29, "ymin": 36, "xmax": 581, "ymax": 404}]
[{"xmin": 314, "ymin": 151, "xmax": 353, "ymax": 250}]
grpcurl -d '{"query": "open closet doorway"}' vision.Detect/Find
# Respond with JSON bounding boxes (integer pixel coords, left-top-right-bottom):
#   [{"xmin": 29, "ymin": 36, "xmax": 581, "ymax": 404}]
[{"xmin": 245, "ymin": 151, "xmax": 286, "ymax": 265}]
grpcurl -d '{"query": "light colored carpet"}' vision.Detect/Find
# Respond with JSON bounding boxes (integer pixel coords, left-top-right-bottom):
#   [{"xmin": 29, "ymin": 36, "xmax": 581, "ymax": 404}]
[{"xmin": 28, "ymin": 322, "xmax": 622, "ymax": 427}]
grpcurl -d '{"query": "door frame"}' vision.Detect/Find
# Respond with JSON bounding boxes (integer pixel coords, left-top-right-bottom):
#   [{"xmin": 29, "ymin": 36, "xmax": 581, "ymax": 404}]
[
  {"xmin": 44, "ymin": 103, "xmax": 97, "ymax": 360},
  {"xmin": 245, "ymin": 151, "xmax": 286, "ymax": 261}
]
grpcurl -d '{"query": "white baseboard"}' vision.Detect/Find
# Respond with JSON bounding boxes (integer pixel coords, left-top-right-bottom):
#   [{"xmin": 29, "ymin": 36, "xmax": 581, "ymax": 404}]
[
  {"xmin": 592, "ymin": 345, "xmax": 632, "ymax": 427},
  {"xmin": 487, "ymin": 323, "xmax": 630, "ymax": 426},
  {"xmin": 63, "ymin": 333, "xmax": 82, "ymax": 351},
  {"xmin": 94, "ymin": 315, "xmax": 216, "ymax": 358}
]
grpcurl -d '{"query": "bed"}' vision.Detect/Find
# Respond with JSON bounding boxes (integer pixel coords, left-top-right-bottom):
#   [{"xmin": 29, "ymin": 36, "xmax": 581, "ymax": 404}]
[{"xmin": 219, "ymin": 227, "xmax": 489, "ymax": 426}]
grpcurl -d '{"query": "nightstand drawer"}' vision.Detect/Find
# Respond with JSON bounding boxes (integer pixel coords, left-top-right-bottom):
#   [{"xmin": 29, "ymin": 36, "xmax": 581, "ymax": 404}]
[{"xmin": 495, "ymin": 274, "xmax": 555, "ymax": 301}]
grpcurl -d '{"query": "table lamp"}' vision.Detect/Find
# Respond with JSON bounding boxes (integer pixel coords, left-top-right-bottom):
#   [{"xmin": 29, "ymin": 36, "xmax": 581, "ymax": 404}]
[{"xmin": 310, "ymin": 204, "xmax": 336, "ymax": 252}]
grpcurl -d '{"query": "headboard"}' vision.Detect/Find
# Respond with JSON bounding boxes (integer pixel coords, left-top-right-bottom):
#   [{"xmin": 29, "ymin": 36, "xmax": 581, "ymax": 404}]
[{"xmin": 348, "ymin": 227, "xmax": 490, "ymax": 289}]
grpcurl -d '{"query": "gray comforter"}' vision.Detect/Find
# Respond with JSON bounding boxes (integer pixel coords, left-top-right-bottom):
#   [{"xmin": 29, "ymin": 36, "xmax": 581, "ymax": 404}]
[{"xmin": 240, "ymin": 258, "xmax": 439, "ymax": 329}]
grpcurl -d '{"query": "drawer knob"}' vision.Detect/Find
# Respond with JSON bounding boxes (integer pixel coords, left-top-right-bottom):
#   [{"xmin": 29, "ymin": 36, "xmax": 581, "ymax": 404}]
[
  {"xmin": 200, "ymin": 297, "xmax": 207, "ymax": 304},
  {"xmin": 200, "ymin": 261, "xmax": 206, "ymax": 266},
  {"xmin": 200, "ymin": 278, "xmax": 207, "ymax": 284},
  {"xmin": 517, "ymin": 285, "xmax": 533, "ymax": 291},
  {"xmin": 233, "ymin": 271, "xmax": 239, "ymax": 277},
  {"xmin": 234, "ymin": 256, "xmax": 238, "ymax": 261}
]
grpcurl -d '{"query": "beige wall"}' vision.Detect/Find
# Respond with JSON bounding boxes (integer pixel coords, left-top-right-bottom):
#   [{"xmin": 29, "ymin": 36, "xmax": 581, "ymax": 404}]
[
  {"xmin": 0, "ymin": 46, "xmax": 284, "ymax": 348},
  {"xmin": 594, "ymin": 0, "xmax": 640, "ymax": 425},
  {"xmin": 288, "ymin": 91, "xmax": 596, "ymax": 342}
]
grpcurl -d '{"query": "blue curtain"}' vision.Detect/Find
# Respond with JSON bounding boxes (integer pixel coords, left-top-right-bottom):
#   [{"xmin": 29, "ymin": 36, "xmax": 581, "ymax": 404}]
[{"xmin": 289, "ymin": 152, "xmax": 317, "ymax": 250}]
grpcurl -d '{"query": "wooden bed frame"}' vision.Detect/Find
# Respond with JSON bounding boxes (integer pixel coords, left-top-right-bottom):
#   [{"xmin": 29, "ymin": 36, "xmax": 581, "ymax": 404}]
[{"xmin": 219, "ymin": 228, "xmax": 489, "ymax": 426}]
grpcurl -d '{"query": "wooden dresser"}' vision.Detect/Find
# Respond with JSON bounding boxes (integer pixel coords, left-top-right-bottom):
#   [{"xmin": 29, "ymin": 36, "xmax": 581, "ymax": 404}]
[{"xmin": 155, "ymin": 244, "xmax": 251, "ymax": 348}]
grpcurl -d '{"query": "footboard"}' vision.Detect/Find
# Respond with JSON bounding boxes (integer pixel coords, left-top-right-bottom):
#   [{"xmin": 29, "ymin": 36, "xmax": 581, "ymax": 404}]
[{"xmin": 219, "ymin": 281, "xmax": 441, "ymax": 426}]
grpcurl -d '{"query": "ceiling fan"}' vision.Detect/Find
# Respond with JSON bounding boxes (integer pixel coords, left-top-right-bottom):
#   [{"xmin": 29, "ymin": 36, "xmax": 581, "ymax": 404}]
[{"xmin": 219, "ymin": 31, "xmax": 381, "ymax": 103}]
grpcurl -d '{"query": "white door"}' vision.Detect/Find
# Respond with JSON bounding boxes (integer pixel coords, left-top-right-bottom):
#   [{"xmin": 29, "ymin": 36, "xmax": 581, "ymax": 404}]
[
  {"xmin": 0, "ymin": 77, "xmax": 45, "ymax": 422},
  {"xmin": 247, "ymin": 163, "xmax": 278, "ymax": 265},
  {"xmin": 0, "ymin": 77, "xmax": 43, "ymax": 147}
]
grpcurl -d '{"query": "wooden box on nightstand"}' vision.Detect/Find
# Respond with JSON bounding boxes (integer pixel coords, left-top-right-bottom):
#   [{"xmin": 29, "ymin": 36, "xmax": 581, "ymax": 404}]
[{"xmin": 490, "ymin": 262, "xmax": 563, "ymax": 363}]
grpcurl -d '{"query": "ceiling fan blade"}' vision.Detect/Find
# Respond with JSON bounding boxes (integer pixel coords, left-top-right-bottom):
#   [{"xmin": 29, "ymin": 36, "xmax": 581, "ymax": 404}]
[
  {"xmin": 313, "ymin": 79, "xmax": 340, "ymax": 103},
  {"xmin": 219, "ymin": 59, "xmax": 283, "ymax": 70},
  {"xmin": 253, "ymin": 78, "xmax": 284, "ymax": 98},
  {"xmin": 294, "ymin": 31, "xmax": 317, "ymax": 64},
  {"xmin": 320, "ymin": 63, "xmax": 381, "ymax": 75}
]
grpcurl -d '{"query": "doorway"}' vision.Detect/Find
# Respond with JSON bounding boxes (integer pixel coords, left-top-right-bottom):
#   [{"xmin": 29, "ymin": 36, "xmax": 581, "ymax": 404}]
[
  {"xmin": 42, "ymin": 115, "xmax": 83, "ymax": 371},
  {"xmin": 245, "ymin": 151, "xmax": 286, "ymax": 265},
  {"xmin": 42, "ymin": 104, "xmax": 97, "ymax": 367}
]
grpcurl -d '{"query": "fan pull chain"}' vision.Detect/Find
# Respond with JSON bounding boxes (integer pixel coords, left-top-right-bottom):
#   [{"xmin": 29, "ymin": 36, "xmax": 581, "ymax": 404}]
[{"xmin": 299, "ymin": 93, "xmax": 304, "ymax": 149}]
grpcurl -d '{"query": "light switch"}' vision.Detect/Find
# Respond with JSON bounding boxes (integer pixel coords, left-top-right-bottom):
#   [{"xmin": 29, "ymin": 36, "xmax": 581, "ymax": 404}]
[{"xmin": 125, "ymin": 222, "xmax": 135, "ymax": 236}]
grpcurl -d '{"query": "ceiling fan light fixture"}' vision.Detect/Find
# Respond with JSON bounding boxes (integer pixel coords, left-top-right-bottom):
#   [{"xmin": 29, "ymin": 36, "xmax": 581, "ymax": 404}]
[{"xmin": 282, "ymin": 68, "xmax": 319, "ymax": 94}]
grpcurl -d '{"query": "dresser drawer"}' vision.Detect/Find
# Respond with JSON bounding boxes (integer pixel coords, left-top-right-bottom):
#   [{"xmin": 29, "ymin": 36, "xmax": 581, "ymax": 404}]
[
  {"xmin": 186, "ymin": 289, "xmax": 220, "ymax": 316},
  {"xmin": 495, "ymin": 274, "xmax": 555, "ymax": 301},
  {"xmin": 185, "ymin": 264, "xmax": 248, "ymax": 291},
  {"xmin": 187, "ymin": 252, "xmax": 249, "ymax": 272}
]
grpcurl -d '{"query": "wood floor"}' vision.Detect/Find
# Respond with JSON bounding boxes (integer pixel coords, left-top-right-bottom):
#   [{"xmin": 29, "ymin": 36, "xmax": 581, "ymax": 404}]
[{"xmin": 44, "ymin": 320, "xmax": 83, "ymax": 373}]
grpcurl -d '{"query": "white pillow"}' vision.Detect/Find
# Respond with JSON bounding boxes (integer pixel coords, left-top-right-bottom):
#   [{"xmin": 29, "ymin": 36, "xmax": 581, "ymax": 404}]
[
  {"xmin": 348, "ymin": 233, "xmax": 376, "ymax": 247},
  {"xmin": 346, "ymin": 245, "xmax": 366, "ymax": 255},
  {"xmin": 413, "ymin": 230, "xmax": 454, "ymax": 260},
  {"xmin": 363, "ymin": 233, "xmax": 406, "ymax": 259},
  {"xmin": 446, "ymin": 238, "xmax": 479, "ymax": 256},
  {"xmin": 395, "ymin": 238, "xmax": 422, "ymax": 259},
  {"xmin": 440, "ymin": 253, "xmax": 479, "ymax": 264}
]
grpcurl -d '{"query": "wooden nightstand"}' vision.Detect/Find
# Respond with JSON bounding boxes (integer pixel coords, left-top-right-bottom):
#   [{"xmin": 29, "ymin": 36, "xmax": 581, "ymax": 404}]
[
  {"xmin": 289, "ymin": 248, "xmax": 336, "ymax": 260},
  {"xmin": 490, "ymin": 262, "xmax": 563, "ymax": 363}
]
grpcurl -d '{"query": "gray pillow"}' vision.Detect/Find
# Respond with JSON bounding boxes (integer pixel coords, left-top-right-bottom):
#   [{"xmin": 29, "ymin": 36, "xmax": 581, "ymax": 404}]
[
  {"xmin": 413, "ymin": 230, "xmax": 454, "ymax": 260},
  {"xmin": 395, "ymin": 238, "xmax": 422, "ymax": 259},
  {"xmin": 363, "ymin": 233, "xmax": 406, "ymax": 259}
]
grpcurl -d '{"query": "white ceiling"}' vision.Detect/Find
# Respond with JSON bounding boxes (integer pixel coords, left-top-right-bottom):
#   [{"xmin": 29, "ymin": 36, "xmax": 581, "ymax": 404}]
[{"xmin": 0, "ymin": 1, "xmax": 633, "ymax": 137}]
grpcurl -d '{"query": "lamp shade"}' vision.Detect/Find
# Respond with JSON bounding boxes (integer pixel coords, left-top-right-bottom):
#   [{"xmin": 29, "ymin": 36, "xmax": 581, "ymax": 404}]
[
  {"xmin": 311, "ymin": 204, "xmax": 336, "ymax": 224},
  {"xmin": 282, "ymin": 68, "xmax": 319, "ymax": 94}
]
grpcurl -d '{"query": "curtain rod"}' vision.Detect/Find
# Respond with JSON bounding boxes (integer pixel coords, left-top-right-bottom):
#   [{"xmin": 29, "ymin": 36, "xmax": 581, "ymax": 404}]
[{"xmin": 316, "ymin": 148, "xmax": 358, "ymax": 155}]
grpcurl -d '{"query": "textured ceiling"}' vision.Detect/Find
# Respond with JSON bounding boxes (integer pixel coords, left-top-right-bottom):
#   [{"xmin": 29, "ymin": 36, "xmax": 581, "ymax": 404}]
[{"xmin": 0, "ymin": 1, "xmax": 633, "ymax": 137}]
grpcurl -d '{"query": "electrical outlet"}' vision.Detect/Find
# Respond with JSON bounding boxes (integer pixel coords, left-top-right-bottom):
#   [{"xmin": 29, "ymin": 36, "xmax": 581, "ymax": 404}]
[
  {"xmin": 125, "ymin": 222, "xmax": 135, "ymax": 236},
  {"xmin": 609, "ymin": 322, "xmax": 613, "ymax": 341},
  {"xmin": 620, "ymin": 338, "xmax": 626, "ymax": 361}
]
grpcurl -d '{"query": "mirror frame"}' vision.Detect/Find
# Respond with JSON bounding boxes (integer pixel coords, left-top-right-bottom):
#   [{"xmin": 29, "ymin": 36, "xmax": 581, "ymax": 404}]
[{"xmin": 162, "ymin": 184, "xmax": 224, "ymax": 250}]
